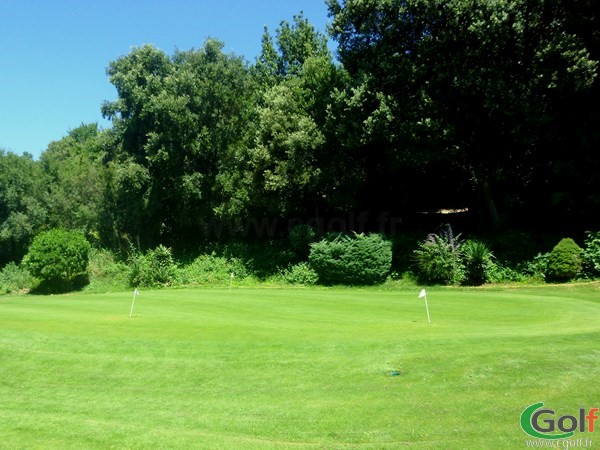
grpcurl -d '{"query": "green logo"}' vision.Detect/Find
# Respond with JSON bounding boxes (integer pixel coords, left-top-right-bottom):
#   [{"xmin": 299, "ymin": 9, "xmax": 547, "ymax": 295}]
[{"xmin": 520, "ymin": 402, "xmax": 599, "ymax": 440}]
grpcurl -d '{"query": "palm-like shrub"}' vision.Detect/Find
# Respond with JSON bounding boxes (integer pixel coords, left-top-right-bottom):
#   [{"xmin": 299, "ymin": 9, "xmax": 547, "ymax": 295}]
[
  {"xmin": 462, "ymin": 239, "xmax": 495, "ymax": 285},
  {"xmin": 129, "ymin": 245, "xmax": 177, "ymax": 287},
  {"xmin": 413, "ymin": 224, "xmax": 464, "ymax": 285}
]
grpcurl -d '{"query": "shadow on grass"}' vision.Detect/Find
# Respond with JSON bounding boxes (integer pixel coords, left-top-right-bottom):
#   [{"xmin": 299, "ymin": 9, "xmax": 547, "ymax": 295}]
[{"xmin": 29, "ymin": 274, "xmax": 90, "ymax": 295}]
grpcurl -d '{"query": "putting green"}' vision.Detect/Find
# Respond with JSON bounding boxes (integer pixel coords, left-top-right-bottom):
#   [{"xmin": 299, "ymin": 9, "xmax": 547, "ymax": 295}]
[{"xmin": 1, "ymin": 285, "xmax": 599, "ymax": 448}]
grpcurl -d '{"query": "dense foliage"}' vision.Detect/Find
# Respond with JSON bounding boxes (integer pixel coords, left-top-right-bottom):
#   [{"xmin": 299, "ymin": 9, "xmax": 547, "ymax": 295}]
[
  {"xmin": 412, "ymin": 225, "xmax": 464, "ymax": 285},
  {"xmin": 545, "ymin": 238, "xmax": 583, "ymax": 282},
  {"xmin": 309, "ymin": 233, "xmax": 392, "ymax": 285},
  {"xmin": 462, "ymin": 240, "xmax": 495, "ymax": 286},
  {"xmin": 582, "ymin": 231, "xmax": 600, "ymax": 278},
  {"xmin": 129, "ymin": 245, "xmax": 178, "ymax": 288},
  {"xmin": 1, "ymin": 4, "xmax": 599, "ymax": 291},
  {"xmin": 0, "ymin": 262, "xmax": 33, "ymax": 294},
  {"xmin": 23, "ymin": 229, "xmax": 91, "ymax": 292}
]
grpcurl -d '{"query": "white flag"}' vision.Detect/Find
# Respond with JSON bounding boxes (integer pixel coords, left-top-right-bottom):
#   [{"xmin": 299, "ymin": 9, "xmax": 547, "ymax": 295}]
[
  {"xmin": 418, "ymin": 289, "xmax": 426, "ymax": 298},
  {"xmin": 134, "ymin": 288, "xmax": 139, "ymax": 296}
]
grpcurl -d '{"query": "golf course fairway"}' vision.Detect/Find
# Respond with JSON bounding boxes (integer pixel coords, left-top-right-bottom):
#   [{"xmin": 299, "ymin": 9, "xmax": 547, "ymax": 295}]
[{"xmin": 1, "ymin": 284, "xmax": 599, "ymax": 449}]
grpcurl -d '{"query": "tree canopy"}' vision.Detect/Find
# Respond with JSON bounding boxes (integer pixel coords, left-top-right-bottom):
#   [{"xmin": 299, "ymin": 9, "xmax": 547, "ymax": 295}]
[{"xmin": 1, "ymin": 3, "xmax": 598, "ymax": 266}]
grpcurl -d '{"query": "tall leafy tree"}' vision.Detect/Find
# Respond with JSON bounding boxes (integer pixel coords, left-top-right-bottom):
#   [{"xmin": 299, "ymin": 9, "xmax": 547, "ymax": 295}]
[
  {"xmin": 327, "ymin": 0, "xmax": 598, "ymax": 225},
  {"xmin": 102, "ymin": 40, "xmax": 255, "ymax": 247},
  {"xmin": 245, "ymin": 78, "xmax": 325, "ymax": 216},
  {"xmin": 254, "ymin": 12, "xmax": 332, "ymax": 85},
  {"xmin": 235, "ymin": 13, "xmax": 357, "ymax": 221},
  {"xmin": 41, "ymin": 123, "xmax": 107, "ymax": 237},
  {"xmin": 0, "ymin": 151, "xmax": 48, "ymax": 265}
]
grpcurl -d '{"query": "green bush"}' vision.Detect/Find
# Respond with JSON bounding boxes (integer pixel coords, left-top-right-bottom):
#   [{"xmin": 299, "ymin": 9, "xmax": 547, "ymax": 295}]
[
  {"xmin": 582, "ymin": 231, "xmax": 600, "ymax": 278},
  {"xmin": 0, "ymin": 262, "xmax": 34, "ymax": 294},
  {"xmin": 86, "ymin": 248, "xmax": 129, "ymax": 291},
  {"xmin": 177, "ymin": 253, "xmax": 248, "ymax": 286},
  {"xmin": 23, "ymin": 228, "xmax": 91, "ymax": 292},
  {"xmin": 204, "ymin": 240, "xmax": 293, "ymax": 279},
  {"xmin": 279, "ymin": 262, "xmax": 318, "ymax": 285},
  {"xmin": 129, "ymin": 245, "xmax": 177, "ymax": 287},
  {"xmin": 412, "ymin": 224, "xmax": 464, "ymax": 285},
  {"xmin": 309, "ymin": 232, "xmax": 392, "ymax": 285},
  {"xmin": 462, "ymin": 240, "xmax": 495, "ymax": 286},
  {"xmin": 545, "ymin": 238, "xmax": 583, "ymax": 282},
  {"xmin": 519, "ymin": 252, "xmax": 550, "ymax": 282},
  {"xmin": 487, "ymin": 263, "xmax": 528, "ymax": 283}
]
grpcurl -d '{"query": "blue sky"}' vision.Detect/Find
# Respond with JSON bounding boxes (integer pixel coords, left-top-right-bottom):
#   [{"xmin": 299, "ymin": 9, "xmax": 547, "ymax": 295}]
[{"xmin": 0, "ymin": 0, "xmax": 334, "ymax": 158}]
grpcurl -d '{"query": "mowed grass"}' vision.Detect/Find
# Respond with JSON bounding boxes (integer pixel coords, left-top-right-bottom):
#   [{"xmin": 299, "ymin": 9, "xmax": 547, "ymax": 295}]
[{"xmin": 1, "ymin": 284, "xmax": 599, "ymax": 449}]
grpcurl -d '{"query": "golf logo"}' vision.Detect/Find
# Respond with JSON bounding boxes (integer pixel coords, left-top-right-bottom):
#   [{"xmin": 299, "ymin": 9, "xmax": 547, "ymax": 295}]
[{"xmin": 521, "ymin": 402, "xmax": 598, "ymax": 440}]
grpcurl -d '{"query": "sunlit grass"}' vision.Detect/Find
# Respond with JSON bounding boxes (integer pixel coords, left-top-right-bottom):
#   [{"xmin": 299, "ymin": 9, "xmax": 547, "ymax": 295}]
[{"xmin": 1, "ymin": 284, "xmax": 599, "ymax": 448}]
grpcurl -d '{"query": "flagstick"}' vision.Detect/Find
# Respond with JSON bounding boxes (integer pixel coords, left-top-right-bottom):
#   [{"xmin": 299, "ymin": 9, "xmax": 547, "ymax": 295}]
[
  {"xmin": 129, "ymin": 288, "xmax": 138, "ymax": 319},
  {"xmin": 418, "ymin": 289, "xmax": 431, "ymax": 324},
  {"xmin": 229, "ymin": 273, "xmax": 234, "ymax": 292}
]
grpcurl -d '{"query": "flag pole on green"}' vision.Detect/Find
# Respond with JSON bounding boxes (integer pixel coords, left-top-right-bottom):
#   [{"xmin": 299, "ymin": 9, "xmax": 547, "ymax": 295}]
[
  {"xmin": 129, "ymin": 288, "xmax": 139, "ymax": 319},
  {"xmin": 419, "ymin": 288, "xmax": 431, "ymax": 324}
]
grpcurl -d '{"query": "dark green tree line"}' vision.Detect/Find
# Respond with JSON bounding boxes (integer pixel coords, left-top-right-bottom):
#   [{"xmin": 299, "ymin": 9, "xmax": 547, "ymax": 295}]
[
  {"xmin": 1, "ymin": 4, "xmax": 598, "ymax": 269},
  {"xmin": 327, "ymin": 0, "xmax": 599, "ymax": 229}
]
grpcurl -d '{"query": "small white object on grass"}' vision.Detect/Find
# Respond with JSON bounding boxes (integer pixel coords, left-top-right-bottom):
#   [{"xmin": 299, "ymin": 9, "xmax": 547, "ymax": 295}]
[{"xmin": 229, "ymin": 272, "xmax": 234, "ymax": 291}]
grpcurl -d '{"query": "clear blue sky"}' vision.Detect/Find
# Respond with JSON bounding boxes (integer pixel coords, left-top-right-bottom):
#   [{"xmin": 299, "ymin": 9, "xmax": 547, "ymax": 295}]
[{"xmin": 0, "ymin": 0, "xmax": 335, "ymax": 158}]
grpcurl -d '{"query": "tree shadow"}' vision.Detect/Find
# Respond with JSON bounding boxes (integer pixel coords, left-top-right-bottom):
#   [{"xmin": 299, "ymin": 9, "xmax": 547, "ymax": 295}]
[{"xmin": 29, "ymin": 274, "xmax": 90, "ymax": 295}]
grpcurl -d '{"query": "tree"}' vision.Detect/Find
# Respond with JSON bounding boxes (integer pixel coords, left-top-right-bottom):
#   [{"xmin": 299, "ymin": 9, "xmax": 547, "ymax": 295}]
[
  {"xmin": 102, "ymin": 40, "xmax": 255, "ymax": 247},
  {"xmin": 23, "ymin": 228, "xmax": 91, "ymax": 292},
  {"xmin": 327, "ymin": 0, "xmax": 599, "ymax": 226},
  {"xmin": 0, "ymin": 151, "xmax": 48, "ymax": 265},
  {"xmin": 40, "ymin": 123, "xmax": 107, "ymax": 236},
  {"xmin": 99, "ymin": 158, "xmax": 150, "ymax": 251},
  {"xmin": 239, "ymin": 14, "xmax": 359, "ymax": 221},
  {"xmin": 245, "ymin": 79, "xmax": 325, "ymax": 215},
  {"xmin": 254, "ymin": 12, "xmax": 331, "ymax": 85}
]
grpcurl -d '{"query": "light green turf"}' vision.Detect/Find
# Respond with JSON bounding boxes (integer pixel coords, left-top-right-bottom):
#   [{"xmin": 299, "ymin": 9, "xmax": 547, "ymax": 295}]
[{"xmin": 1, "ymin": 284, "xmax": 599, "ymax": 449}]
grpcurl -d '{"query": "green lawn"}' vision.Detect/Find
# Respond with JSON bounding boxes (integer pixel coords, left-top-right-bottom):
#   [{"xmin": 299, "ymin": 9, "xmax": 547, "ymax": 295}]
[{"xmin": 1, "ymin": 284, "xmax": 599, "ymax": 449}]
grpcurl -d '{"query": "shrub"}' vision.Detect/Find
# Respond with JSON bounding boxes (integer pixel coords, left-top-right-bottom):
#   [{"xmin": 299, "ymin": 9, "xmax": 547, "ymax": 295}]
[
  {"xmin": 23, "ymin": 228, "xmax": 91, "ymax": 292},
  {"xmin": 487, "ymin": 263, "xmax": 528, "ymax": 283},
  {"xmin": 129, "ymin": 245, "xmax": 177, "ymax": 287},
  {"xmin": 519, "ymin": 252, "xmax": 550, "ymax": 282},
  {"xmin": 545, "ymin": 238, "xmax": 583, "ymax": 282},
  {"xmin": 177, "ymin": 253, "xmax": 248, "ymax": 286},
  {"xmin": 412, "ymin": 224, "xmax": 464, "ymax": 285},
  {"xmin": 86, "ymin": 248, "xmax": 129, "ymax": 291},
  {"xmin": 279, "ymin": 262, "xmax": 318, "ymax": 285},
  {"xmin": 462, "ymin": 240, "xmax": 495, "ymax": 286},
  {"xmin": 582, "ymin": 231, "xmax": 600, "ymax": 278},
  {"xmin": 205, "ymin": 240, "xmax": 293, "ymax": 279},
  {"xmin": 309, "ymin": 232, "xmax": 392, "ymax": 285},
  {"xmin": 0, "ymin": 262, "xmax": 34, "ymax": 294}
]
